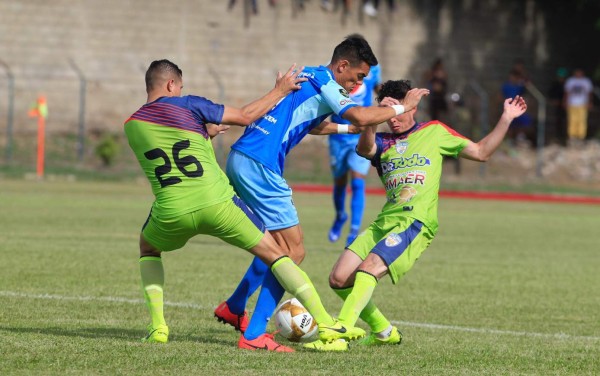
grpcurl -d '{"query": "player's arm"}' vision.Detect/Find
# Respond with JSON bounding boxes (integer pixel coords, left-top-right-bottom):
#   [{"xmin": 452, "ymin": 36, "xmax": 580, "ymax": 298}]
[
  {"xmin": 308, "ymin": 120, "xmax": 361, "ymax": 135},
  {"xmin": 460, "ymin": 96, "xmax": 527, "ymax": 162},
  {"xmin": 221, "ymin": 64, "xmax": 307, "ymax": 126},
  {"xmin": 356, "ymin": 122, "xmax": 378, "ymax": 159},
  {"xmin": 341, "ymin": 88, "xmax": 429, "ymax": 127}
]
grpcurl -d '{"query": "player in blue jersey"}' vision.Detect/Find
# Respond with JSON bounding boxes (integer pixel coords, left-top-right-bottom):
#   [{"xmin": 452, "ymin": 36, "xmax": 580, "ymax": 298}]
[
  {"xmin": 328, "ymin": 34, "xmax": 382, "ymax": 247},
  {"xmin": 214, "ymin": 35, "xmax": 429, "ymax": 351},
  {"xmin": 320, "ymin": 80, "xmax": 527, "ymax": 350},
  {"xmin": 126, "ymin": 59, "xmax": 367, "ymax": 350}
]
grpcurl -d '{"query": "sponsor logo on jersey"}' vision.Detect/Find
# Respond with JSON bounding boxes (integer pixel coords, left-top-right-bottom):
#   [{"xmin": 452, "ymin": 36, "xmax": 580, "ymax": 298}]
[
  {"xmin": 339, "ymin": 88, "xmax": 350, "ymax": 98},
  {"xmin": 384, "ymin": 171, "xmax": 426, "ymax": 190},
  {"xmin": 248, "ymin": 123, "xmax": 270, "ymax": 135},
  {"xmin": 395, "ymin": 141, "xmax": 408, "ymax": 154},
  {"xmin": 385, "ymin": 233, "xmax": 402, "ymax": 247},
  {"xmin": 298, "ymin": 72, "xmax": 315, "ymax": 79},
  {"xmin": 263, "ymin": 114, "xmax": 277, "ymax": 124},
  {"xmin": 381, "ymin": 153, "xmax": 430, "ymax": 173},
  {"xmin": 339, "ymin": 99, "xmax": 353, "ymax": 106}
]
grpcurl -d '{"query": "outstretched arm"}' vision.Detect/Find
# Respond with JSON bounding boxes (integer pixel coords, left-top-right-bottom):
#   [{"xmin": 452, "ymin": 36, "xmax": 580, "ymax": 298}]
[
  {"xmin": 221, "ymin": 64, "xmax": 307, "ymax": 126},
  {"xmin": 341, "ymin": 88, "xmax": 429, "ymax": 127},
  {"xmin": 309, "ymin": 120, "xmax": 362, "ymax": 135},
  {"xmin": 460, "ymin": 96, "xmax": 527, "ymax": 162}
]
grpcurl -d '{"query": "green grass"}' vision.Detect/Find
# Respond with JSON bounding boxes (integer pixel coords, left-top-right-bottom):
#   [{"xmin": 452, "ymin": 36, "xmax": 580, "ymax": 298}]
[{"xmin": 1, "ymin": 179, "xmax": 599, "ymax": 375}]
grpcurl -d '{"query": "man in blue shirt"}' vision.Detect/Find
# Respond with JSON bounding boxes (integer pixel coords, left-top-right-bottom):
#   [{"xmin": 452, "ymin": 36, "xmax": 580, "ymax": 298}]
[
  {"xmin": 214, "ymin": 35, "xmax": 429, "ymax": 351},
  {"xmin": 328, "ymin": 36, "xmax": 382, "ymax": 247}
]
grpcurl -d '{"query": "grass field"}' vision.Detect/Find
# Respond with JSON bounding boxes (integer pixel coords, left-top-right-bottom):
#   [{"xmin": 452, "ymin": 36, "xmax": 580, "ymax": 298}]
[{"xmin": 1, "ymin": 178, "xmax": 599, "ymax": 375}]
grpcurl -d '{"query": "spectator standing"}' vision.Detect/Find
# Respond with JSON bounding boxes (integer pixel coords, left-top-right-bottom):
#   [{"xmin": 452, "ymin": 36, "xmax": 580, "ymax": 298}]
[{"xmin": 564, "ymin": 68, "xmax": 594, "ymax": 144}]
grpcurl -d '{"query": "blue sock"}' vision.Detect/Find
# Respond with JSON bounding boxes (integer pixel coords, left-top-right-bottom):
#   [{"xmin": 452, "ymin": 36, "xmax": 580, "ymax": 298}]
[
  {"xmin": 243, "ymin": 269, "xmax": 286, "ymax": 340},
  {"xmin": 350, "ymin": 178, "xmax": 366, "ymax": 231},
  {"xmin": 333, "ymin": 184, "xmax": 347, "ymax": 217},
  {"xmin": 226, "ymin": 256, "xmax": 268, "ymax": 315}
]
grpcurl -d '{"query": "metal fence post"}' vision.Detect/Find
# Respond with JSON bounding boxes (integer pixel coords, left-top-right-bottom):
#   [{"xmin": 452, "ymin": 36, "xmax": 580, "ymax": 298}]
[
  {"xmin": 0, "ymin": 60, "xmax": 15, "ymax": 164},
  {"xmin": 525, "ymin": 82, "xmax": 546, "ymax": 178},
  {"xmin": 208, "ymin": 67, "xmax": 226, "ymax": 166},
  {"xmin": 468, "ymin": 80, "xmax": 489, "ymax": 177},
  {"xmin": 69, "ymin": 59, "xmax": 87, "ymax": 162}
]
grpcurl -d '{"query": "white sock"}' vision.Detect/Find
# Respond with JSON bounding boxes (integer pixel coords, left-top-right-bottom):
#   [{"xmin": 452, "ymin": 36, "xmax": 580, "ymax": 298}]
[{"xmin": 375, "ymin": 325, "xmax": 393, "ymax": 339}]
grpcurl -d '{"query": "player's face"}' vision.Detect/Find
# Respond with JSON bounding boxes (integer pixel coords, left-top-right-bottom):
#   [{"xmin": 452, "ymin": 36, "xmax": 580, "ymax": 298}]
[
  {"xmin": 337, "ymin": 61, "xmax": 370, "ymax": 92},
  {"xmin": 387, "ymin": 107, "xmax": 416, "ymax": 134}
]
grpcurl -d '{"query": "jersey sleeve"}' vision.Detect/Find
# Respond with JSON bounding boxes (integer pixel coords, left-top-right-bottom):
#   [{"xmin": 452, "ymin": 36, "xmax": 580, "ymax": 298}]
[
  {"xmin": 367, "ymin": 133, "xmax": 385, "ymax": 166},
  {"xmin": 319, "ymin": 80, "xmax": 358, "ymax": 118},
  {"xmin": 187, "ymin": 95, "xmax": 225, "ymax": 125},
  {"xmin": 436, "ymin": 123, "xmax": 471, "ymax": 157}
]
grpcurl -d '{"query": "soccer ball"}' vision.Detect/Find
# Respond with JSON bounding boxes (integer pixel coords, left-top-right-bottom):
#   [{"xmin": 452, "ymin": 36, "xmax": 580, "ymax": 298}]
[{"xmin": 273, "ymin": 298, "xmax": 318, "ymax": 342}]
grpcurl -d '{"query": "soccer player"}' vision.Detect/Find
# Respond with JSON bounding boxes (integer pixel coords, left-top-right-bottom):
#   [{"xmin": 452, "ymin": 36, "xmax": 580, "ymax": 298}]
[
  {"xmin": 213, "ymin": 36, "xmax": 429, "ymax": 351},
  {"xmin": 125, "ymin": 59, "xmax": 363, "ymax": 350},
  {"xmin": 327, "ymin": 36, "xmax": 382, "ymax": 247},
  {"xmin": 320, "ymin": 80, "xmax": 527, "ymax": 350}
]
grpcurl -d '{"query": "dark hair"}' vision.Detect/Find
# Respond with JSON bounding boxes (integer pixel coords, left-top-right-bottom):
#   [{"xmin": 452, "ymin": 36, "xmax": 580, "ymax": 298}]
[
  {"xmin": 331, "ymin": 35, "xmax": 378, "ymax": 67},
  {"xmin": 377, "ymin": 80, "xmax": 412, "ymax": 103},
  {"xmin": 145, "ymin": 59, "xmax": 183, "ymax": 92}
]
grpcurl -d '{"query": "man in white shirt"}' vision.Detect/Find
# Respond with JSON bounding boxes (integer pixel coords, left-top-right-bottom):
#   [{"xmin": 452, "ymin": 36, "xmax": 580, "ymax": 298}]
[{"xmin": 564, "ymin": 68, "xmax": 594, "ymax": 142}]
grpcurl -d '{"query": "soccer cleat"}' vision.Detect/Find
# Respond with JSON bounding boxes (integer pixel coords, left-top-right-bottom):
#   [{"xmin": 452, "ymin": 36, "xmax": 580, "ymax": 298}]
[
  {"xmin": 318, "ymin": 320, "xmax": 365, "ymax": 343},
  {"xmin": 238, "ymin": 333, "xmax": 294, "ymax": 352},
  {"xmin": 345, "ymin": 228, "xmax": 359, "ymax": 248},
  {"xmin": 328, "ymin": 213, "xmax": 348, "ymax": 242},
  {"xmin": 303, "ymin": 339, "xmax": 348, "ymax": 351},
  {"xmin": 214, "ymin": 301, "xmax": 249, "ymax": 333},
  {"xmin": 141, "ymin": 324, "xmax": 169, "ymax": 343},
  {"xmin": 358, "ymin": 326, "xmax": 403, "ymax": 346}
]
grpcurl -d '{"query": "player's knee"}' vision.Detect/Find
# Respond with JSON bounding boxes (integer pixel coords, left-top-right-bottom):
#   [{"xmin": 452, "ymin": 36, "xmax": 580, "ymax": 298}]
[
  {"xmin": 289, "ymin": 247, "xmax": 305, "ymax": 264},
  {"xmin": 328, "ymin": 268, "xmax": 347, "ymax": 289}
]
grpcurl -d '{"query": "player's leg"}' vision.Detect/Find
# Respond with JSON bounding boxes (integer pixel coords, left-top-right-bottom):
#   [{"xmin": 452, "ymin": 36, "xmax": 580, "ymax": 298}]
[
  {"xmin": 338, "ymin": 218, "xmax": 433, "ymax": 344},
  {"xmin": 328, "ymin": 141, "xmax": 349, "ymax": 242},
  {"xmin": 242, "ymin": 225, "xmax": 305, "ymax": 342},
  {"xmin": 346, "ymin": 148, "xmax": 370, "ymax": 246},
  {"xmin": 138, "ymin": 211, "xmax": 195, "ymax": 343}
]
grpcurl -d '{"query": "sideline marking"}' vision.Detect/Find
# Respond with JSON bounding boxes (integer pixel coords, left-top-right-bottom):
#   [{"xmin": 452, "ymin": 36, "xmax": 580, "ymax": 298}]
[{"xmin": 2, "ymin": 290, "xmax": 598, "ymax": 342}]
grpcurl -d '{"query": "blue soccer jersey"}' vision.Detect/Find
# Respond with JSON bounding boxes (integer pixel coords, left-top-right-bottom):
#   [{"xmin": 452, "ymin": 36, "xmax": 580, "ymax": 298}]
[{"xmin": 230, "ymin": 65, "xmax": 358, "ymax": 175}]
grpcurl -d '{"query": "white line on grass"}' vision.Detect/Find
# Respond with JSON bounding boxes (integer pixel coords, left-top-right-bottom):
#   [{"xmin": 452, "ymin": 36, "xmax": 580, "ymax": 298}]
[{"xmin": 3, "ymin": 290, "xmax": 599, "ymax": 342}]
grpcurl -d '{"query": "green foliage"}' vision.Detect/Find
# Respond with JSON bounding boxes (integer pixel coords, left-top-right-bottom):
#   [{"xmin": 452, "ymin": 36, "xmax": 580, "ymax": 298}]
[
  {"xmin": 1, "ymin": 179, "xmax": 599, "ymax": 375},
  {"xmin": 95, "ymin": 133, "xmax": 120, "ymax": 167}
]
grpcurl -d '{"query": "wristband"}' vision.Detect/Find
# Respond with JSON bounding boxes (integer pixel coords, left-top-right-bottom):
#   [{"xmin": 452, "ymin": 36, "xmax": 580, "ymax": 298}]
[
  {"xmin": 337, "ymin": 124, "xmax": 349, "ymax": 134},
  {"xmin": 392, "ymin": 104, "xmax": 405, "ymax": 116}
]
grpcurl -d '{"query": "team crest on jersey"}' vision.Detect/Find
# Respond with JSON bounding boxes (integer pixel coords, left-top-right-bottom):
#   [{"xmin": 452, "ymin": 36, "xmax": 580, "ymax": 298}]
[
  {"xmin": 385, "ymin": 233, "xmax": 402, "ymax": 247},
  {"xmin": 339, "ymin": 88, "xmax": 350, "ymax": 98},
  {"xmin": 395, "ymin": 141, "xmax": 408, "ymax": 154}
]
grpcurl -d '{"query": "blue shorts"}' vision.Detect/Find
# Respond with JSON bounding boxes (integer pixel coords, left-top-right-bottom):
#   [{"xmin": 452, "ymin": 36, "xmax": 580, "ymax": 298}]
[
  {"xmin": 226, "ymin": 150, "xmax": 299, "ymax": 231},
  {"xmin": 328, "ymin": 137, "xmax": 371, "ymax": 178}
]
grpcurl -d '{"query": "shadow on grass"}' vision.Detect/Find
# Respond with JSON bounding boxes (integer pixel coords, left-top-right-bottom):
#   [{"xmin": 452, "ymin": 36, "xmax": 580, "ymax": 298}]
[{"xmin": 0, "ymin": 325, "xmax": 233, "ymax": 346}]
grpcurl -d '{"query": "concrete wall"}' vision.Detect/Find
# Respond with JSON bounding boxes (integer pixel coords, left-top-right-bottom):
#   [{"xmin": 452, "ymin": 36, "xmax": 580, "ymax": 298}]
[{"xmin": 0, "ymin": 0, "xmax": 551, "ymax": 135}]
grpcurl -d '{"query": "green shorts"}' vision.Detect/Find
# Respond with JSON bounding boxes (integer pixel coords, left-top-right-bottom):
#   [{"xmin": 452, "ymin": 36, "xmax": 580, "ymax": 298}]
[
  {"xmin": 349, "ymin": 215, "xmax": 434, "ymax": 284},
  {"xmin": 142, "ymin": 195, "xmax": 265, "ymax": 252}
]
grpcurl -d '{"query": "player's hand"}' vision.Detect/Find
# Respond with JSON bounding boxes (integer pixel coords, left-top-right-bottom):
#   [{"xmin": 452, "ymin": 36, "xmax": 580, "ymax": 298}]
[
  {"xmin": 207, "ymin": 124, "xmax": 230, "ymax": 138},
  {"xmin": 379, "ymin": 96, "xmax": 400, "ymax": 107},
  {"xmin": 402, "ymin": 88, "xmax": 430, "ymax": 111},
  {"xmin": 274, "ymin": 63, "xmax": 308, "ymax": 95},
  {"xmin": 503, "ymin": 96, "xmax": 527, "ymax": 119}
]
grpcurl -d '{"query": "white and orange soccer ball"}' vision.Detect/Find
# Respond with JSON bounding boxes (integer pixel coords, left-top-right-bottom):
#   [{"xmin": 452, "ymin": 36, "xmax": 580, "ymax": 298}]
[{"xmin": 273, "ymin": 298, "xmax": 318, "ymax": 342}]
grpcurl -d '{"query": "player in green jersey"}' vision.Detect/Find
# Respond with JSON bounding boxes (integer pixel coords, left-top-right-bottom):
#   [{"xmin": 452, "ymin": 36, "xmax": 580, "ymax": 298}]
[
  {"xmin": 126, "ymin": 59, "xmax": 363, "ymax": 350},
  {"xmin": 306, "ymin": 79, "xmax": 527, "ymax": 350}
]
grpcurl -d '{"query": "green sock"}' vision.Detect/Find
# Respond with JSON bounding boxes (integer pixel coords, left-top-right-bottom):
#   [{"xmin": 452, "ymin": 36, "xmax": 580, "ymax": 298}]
[
  {"xmin": 270, "ymin": 256, "xmax": 335, "ymax": 326},
  {"xmin": 333, "ymin": 286, "xmax": 391, "ymax": 333},
  {"xmin": 139, "ymin": 256, "xmax": 166, "ymax": 328},
  {"xmin": 338, "ymin": 271, "xmax": 378, "ymax": 327}
]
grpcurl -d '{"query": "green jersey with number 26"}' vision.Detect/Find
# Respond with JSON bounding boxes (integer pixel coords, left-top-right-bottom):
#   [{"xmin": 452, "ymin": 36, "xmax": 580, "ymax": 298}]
[{"xmin": 125, "ymin": 95, "xmax": 234, "ymax": 218}]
